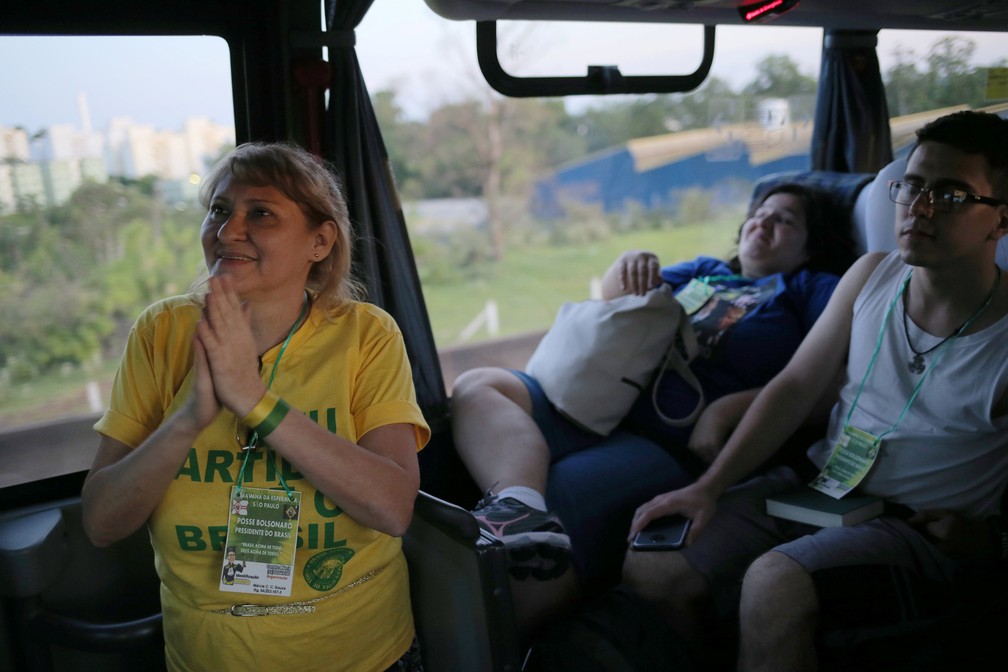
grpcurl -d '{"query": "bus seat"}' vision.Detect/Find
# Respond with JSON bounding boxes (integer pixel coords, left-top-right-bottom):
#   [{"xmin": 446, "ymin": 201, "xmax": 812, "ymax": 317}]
[
  {"xmin": 0, "ymin": 498, "xmax": 164, "ymax": 671},
  {"xmin": 751, "ymin": 169, "xmax": 876, "ymax": 266},
  {"xmin": 853, "ymin": 157, "xmax": 903, "ymax": 254},
  {"xmin": 856, "ymin": 156, "xmax": 1008, "ymax": 266},
  {"xmin": 403, "ymin": 491, "xmax": 523, "ymax": 672},
  {"xmin": 0, "ymin": 491, "xmax": 523, "ymax": 672}
]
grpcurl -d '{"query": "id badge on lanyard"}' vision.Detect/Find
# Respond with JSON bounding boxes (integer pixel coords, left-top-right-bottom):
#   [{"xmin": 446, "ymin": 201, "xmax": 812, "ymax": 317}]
[
  {"xmin": 674, "ymin": 279, "xmax": 716, "ymax": 315},
  {"xmin": 810, "ymin": 425, "xmax": 881, "ymax": 498},
  {"xmin": 220, "ymin": 486, "xmax": 302, "ymax": 596}
]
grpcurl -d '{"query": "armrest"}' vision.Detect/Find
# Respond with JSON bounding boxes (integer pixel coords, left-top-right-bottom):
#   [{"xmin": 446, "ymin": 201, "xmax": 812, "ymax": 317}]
[
  {"xmin": 405, "ymin": 491, "xmax": 522, "ymax": 671},
  {"xmin": 411, "ymin": 490, "xmax": 482, "ymax": 543},
  {"xmin": 0, "ymin": 508, "xmax": 68, "ymax": 598},
  {"xmin": 0, "ymin": 502, "xmax": 163, "ymax": 661},
  {"xmin": 30, "ymin": 611, "xmax": 163, "ymax": 653}
]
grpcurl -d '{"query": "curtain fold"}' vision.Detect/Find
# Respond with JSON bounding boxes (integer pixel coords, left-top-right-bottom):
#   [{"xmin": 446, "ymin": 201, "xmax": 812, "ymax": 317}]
[
  {"xmin": 811, "ymin": 30, "xmax": 893, "ymax": 173},
  {"xmin": 323, "ymin": 0, "xmax": 451, "ymax": 438}
]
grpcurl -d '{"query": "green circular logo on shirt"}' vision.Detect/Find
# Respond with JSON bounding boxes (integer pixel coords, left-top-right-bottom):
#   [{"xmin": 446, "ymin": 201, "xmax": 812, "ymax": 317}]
[{"xmin": 303, "ymin": 546, "xmax": 355, "ymax": 591}]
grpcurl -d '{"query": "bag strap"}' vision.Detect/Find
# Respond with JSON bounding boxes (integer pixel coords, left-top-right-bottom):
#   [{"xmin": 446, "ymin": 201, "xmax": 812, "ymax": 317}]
[{"xmin": 651, "ymin": 306, "xmax": 706, "ymax": 427}]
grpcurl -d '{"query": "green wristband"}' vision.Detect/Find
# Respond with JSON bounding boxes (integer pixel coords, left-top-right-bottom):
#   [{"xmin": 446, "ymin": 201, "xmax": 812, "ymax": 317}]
[{"xmin": 253, "ymin": 397, "xmax": 290, "ymax": 438}]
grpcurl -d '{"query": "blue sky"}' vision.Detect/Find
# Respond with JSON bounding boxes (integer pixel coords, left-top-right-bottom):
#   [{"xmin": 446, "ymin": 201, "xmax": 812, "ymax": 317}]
[{"xmin": 1, "ymin": 1, "xmax": 1004, "ymax": 133}]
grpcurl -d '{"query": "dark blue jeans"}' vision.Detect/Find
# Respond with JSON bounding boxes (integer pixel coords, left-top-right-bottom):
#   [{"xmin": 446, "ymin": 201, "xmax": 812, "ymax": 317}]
[{"xmin": 511, "ymin": 370, "xmax": 697, "ymax": 586}]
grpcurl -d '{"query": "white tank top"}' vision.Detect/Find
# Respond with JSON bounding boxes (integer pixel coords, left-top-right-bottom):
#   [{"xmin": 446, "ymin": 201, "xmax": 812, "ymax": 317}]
[{"xmin": 807, "ymin": 251, "xmax": 1008, "ymax": 517}]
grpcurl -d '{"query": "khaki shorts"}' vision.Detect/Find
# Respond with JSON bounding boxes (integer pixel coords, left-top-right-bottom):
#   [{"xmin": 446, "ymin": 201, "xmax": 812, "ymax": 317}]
[{"xmin": 680, "ymin": 466, "xmax": 958, "ymax": 610}]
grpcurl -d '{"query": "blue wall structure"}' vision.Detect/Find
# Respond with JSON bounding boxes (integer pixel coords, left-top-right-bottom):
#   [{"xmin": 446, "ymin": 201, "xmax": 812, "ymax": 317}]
[
  {"xmin": 531, "ymin": 105, "xmax": 1008, "ymax": 219},
  {"xmin": 532, "ymin": 138, "xmax": 811, "ymax": 218}
]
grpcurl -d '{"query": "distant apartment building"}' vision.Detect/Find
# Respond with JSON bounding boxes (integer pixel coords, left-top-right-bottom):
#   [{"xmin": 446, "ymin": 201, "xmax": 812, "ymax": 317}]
[
  {"xmin": 41, "ymin": 157, "xmax": 109, "ymax": 207},
  {"xmin": 106, "ymin": 116, "xmax": 234, "ymax": 181},
  {"xmin": 3, "ymin": 162, "xmax": 46, "ymax": 213},
  {"xmin": 0, "ymin": 116, "xmax": 234, "ymax": 214},
  {"xmin": 183, "ymin": 117, "xmax": 234, "ymax": 174},
  {"xmin": 30, "ymin": 123, "xmax": 104, "ymax": 162},
  {"xmin": 1, "ymin": 127, "xmax": 30, "ymax": 162},
  {"xmin": 0, "ymin": 165, "xmax": 14, "ymax": 211}
]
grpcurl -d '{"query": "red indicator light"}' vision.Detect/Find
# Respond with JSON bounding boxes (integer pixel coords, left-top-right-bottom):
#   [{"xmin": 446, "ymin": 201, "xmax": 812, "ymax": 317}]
[{"xmin": 738, "ymin": 0, "xmax": 800, "ymax": 23}]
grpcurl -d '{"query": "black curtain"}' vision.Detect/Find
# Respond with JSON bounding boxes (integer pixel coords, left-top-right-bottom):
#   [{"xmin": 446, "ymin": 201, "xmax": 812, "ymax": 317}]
[
  {"xmin": 811, "ymin": 30, "xmax": 893, "ymax": 173},
  {"xmin": 322, "ymin": 0, "xmax": 451, "ymax": 441}
]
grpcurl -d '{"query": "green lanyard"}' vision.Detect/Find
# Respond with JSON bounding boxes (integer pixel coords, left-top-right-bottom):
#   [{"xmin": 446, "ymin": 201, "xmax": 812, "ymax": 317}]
[
  {"xmin": 701, "ymin": 274, "xmax": 745, "ymax": 285},
  {"xmin": 236, "ymin": 294, "xmax": 309, "ymax": 499},
  {"xmin": 845, "ymin": 268, "xmax": 998, "ymax": 439}
]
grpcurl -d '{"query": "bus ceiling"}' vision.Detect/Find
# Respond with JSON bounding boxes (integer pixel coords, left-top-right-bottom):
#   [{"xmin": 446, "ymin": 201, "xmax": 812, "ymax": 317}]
[
  {"xmin": 423, "ymin": 0, "xmax": 1008, "ymax": 32},
  {"xmin": 430, "ymin": 0, "xmax": 1008, "ymax": 98}
]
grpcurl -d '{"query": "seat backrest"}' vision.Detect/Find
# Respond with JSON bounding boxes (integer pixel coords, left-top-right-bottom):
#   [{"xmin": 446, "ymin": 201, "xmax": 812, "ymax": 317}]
[
  {"xmin": 403, "ymin": 491, "xmax": 523, "ymax": 672},
  {"xmin": 853, "ymin": 157, "xmax": 902, "ymax": 254},
  {"xmin": 750, "ymin": 169, "xmax": 876, "ymax": 270},
  {"xmin": 752, "ymin": 170, "xmax": 876, "ymax": 228},
  {"xmin": 855, "ymin": 157, "xmax": 1008, "ymax": 266}
]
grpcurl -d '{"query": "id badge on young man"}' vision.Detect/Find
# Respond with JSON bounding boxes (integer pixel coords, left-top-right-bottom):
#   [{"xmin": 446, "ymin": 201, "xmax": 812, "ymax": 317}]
[
  {"xmin": 810, "ymin": 425, "xmax": 881, "ymax": 498},
  {"xmin": 220, "ymin": 486, "xmax": 301, "ymax": 596}
]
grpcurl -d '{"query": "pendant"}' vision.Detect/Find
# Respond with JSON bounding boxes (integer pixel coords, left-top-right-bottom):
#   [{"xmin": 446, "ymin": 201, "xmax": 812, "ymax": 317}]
[{"xmin": 908, "ymin": 353, "xmax": 925, "ymax": 375}]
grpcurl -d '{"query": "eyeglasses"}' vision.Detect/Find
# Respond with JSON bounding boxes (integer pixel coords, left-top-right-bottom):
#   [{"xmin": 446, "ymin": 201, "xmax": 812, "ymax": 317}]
[{"xmin": 888, "ymin": 180, "xmax": 1006, "ymax": 212}]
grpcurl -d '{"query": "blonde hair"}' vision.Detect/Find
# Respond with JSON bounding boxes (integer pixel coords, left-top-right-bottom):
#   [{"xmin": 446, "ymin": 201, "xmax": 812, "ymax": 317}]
[{"xmin": 199, "ymin": 142, "xmax": 364, "ymax": 313}]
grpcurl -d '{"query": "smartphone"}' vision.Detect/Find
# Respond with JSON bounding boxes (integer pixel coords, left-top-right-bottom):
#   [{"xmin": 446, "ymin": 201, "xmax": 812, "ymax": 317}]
[{"xmin": 631, "ymin": 514, "xmax": 692, "ymax": 552}]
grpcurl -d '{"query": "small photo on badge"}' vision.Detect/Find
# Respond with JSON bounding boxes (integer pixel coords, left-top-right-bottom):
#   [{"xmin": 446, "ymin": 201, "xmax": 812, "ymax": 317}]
[{"xmin": 283, "ymin": 503, "xmax": 299, "ymax": 520}]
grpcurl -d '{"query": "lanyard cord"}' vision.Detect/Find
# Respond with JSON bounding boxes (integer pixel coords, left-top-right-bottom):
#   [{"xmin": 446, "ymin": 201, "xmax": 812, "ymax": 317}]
[
  {"xmin": 701, "ymin": 274, "xmax": 745, "ymax": 285},
  {"xmin": 236, "ymin": 293, "xmax": 310, "ymax": 498},
  {"xmin": 845, "ymin": 267, "xmax": 1000, "ymax": 439}
]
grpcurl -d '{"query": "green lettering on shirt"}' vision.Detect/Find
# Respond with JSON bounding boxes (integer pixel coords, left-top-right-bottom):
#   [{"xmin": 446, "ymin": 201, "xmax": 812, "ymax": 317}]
[
  {"xmin": 204, "ymin": 450, "xmax": 236, "ymax": 483},
  {"xmin": 307, "ymin": 407, "xmax": 337, "ymax": 433},
  {"xmin": 297, "ymin": 522, "xmax": 348, "ymax": 550},
  {"xmin": 176, "ymin": 449, "xmax": 201, "ymax": 482},
  {"xmin": 314, "ymin": 491, "xmax": 343, "ymax": 518},
  {"xmin": 176, "ymin": 525, "xmax": 206, "ymax": 550},
  {"xmin": 208, "ymin": 525, "xmax": 228, "ymax": 551}
]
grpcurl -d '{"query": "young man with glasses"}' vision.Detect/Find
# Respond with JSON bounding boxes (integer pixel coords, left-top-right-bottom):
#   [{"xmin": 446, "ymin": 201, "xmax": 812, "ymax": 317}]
[{"xmin": 622, "ymin": 110, "xmax": 1008, "ymax": 671}]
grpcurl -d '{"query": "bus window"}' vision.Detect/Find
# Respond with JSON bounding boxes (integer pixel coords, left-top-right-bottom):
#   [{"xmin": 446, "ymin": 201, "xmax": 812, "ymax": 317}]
[
  {"xmin": 357, "ymin": 18, "xmax": 1007, "ymax": 391},
  {"xmin": 363, "ymin": 20, "xmax": 827, "ymax": 389},
  {"xmin": 0, "ymin": 35, "xmax": 234, "ymax": 489}
]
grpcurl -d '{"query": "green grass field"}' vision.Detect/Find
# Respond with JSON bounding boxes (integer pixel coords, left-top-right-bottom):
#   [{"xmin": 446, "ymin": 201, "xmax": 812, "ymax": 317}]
[
  {"xmin": 0, "ymin": 209, "xmax": 744, "ymax": 430},
  {"xmin": 422, "ymin": 212, "xmax": 743, "ymax": 346}
]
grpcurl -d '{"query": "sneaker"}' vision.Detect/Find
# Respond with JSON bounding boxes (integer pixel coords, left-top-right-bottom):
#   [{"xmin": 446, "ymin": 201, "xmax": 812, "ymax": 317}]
[{"xmin": 471, "ymin": 495, "xmax": 572, "ymax": 581}]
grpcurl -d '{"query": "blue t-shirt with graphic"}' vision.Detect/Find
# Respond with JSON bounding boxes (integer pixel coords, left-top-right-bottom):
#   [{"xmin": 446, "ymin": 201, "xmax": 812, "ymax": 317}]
[{"xmin": 621, "ymin": 256, "xmax": 839, "ymax": 447}]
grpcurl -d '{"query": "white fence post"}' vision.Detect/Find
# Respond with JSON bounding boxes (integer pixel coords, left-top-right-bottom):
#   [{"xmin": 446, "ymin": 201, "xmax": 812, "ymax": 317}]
[
  {"xmin": 485, "ymin": 300, "xmax": 499, "ymax": 336},
  {"xmin": 458, "ymin": 300, "xmax": 500, "ymax": 342},
  {"xmin": 86, "ymin": 381, "xmax": 103, "ymax": 412}
]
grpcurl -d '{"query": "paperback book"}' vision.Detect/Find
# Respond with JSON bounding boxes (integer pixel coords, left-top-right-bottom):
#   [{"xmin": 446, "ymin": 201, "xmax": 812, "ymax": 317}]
[{"xmin": 766, "ymin": 486, "xmax": 883, "ymax": 527}]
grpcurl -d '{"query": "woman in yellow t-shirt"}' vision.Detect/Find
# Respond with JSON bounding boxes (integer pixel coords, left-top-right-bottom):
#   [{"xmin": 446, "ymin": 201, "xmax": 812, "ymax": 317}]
[{"xmin": 83, "ymin": 142, "xmax": 430, "ymax": 672}]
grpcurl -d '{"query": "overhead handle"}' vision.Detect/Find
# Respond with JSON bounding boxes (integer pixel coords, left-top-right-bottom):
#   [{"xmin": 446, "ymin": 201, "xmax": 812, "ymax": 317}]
[{"xmin": 476, "ymin": 21, "xmax": 715, "ymax": 98}]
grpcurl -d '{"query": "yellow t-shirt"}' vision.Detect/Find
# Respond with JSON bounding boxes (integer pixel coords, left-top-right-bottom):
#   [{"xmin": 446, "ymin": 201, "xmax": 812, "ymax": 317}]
[{"xmin": 95, "ymin": 295, "xmax": 430, "ymax": 672}]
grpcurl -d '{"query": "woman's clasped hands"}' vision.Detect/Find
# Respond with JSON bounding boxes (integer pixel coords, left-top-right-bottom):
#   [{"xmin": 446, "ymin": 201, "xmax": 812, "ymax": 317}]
[{"xmin": 185, "ymin": 274, "xmax": 265, "ymax": 431}]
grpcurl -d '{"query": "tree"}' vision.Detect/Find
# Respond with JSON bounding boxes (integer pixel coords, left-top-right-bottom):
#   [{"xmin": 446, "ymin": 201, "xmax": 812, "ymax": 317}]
[
  {"xmin": 55, "ymin": 181, "xmax": 152, "ymax": 265},
  {"xmin": 372, "ymin": 89, "xmax": 426, "ymax": 199},
  {"xmin": 416, "ymin": 96, "xmax": 574, "ymax": 260},
  {"xmin": 743, "ymin": 54, "xmax": 816, "ymax": 99},
  {"xmin": 0, "ymin": 179, "xmax": 205, "ymax": 382},
  {"xmin": 885, "ymin": 36, "xmax": 990, "ymax": 116},
  {"xmin": 668, "ymin": 77, "xmax": 742, "ymax": 130},
  {"xmin": 399, "ymin": 77, "xmax": 580, "ymax": 260},
  {"xmin": 571, "ymin": 96, "xmax": 684, "ymax": 154},
  {"xmin": 923, "ymin": 37, "xmax": 986, "ymax": 110},
  {"xmin": 884, "ymin": 44, "xmax": 926, "ymax": 117}
]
